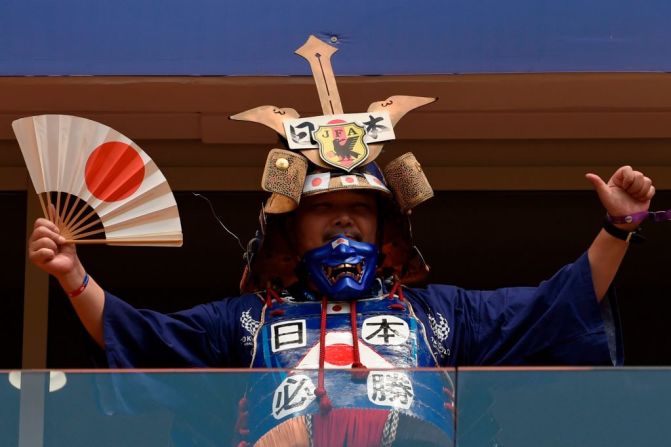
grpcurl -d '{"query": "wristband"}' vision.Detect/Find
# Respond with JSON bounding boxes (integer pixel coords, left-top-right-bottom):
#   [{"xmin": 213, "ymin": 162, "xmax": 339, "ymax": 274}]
[
  {"xmin": 606, "ymin": 211, "xmax": 650, "ymax": 225},
  {"xmin": 602, "ymin": 219, "xmax": 644, "ymax": 244},
  {"xmin": 68, "ymin": 273, "xmax": 90, "ymax": 298},
  {"xmin": 607, "ymin": 210, "xmax": 671, "ymax": 224}
]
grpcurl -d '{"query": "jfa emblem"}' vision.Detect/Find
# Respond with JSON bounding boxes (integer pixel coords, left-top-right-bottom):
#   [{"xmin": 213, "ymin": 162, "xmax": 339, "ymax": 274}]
[
  {"xmin": 272, "ymin": 374, "xmax": 316, "ymax": 419},
  {"xmin": 313, "ymin": 121, "xmax": 368, "ymax": 172}
]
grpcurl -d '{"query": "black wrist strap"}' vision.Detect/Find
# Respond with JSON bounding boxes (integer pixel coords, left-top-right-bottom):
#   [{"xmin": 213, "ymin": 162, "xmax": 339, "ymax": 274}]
[{"xmin": 603, "ymin": 218, "xmax": 645, "ymax": 244}]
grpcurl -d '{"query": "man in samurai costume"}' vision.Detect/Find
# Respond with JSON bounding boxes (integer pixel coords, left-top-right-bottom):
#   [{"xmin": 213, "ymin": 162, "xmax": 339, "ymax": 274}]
[{"xmin": 28, "ymin": 36, "xmax": 656, "ymax": 446}]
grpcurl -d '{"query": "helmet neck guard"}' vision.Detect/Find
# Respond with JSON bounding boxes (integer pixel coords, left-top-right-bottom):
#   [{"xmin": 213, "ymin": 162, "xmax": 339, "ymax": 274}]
[{"xmin": 300, "ymin": 235, "xmax": 378, "ymax": 301}]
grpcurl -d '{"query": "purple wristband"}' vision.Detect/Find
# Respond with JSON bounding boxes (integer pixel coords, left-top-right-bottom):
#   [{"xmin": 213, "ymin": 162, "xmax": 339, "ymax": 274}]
[
  {"xmin": 607, "ymin": 210, "xmax": 671, "ymax": 224},
  {"xmin": 606, "ymin": 211, "xmax": 650, "ymax": 225}
]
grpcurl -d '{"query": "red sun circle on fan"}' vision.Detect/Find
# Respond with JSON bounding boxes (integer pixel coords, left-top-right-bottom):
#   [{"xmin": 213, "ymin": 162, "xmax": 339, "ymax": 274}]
[
  {"xmin": 312, "ymin": 177, "xmax": 323, "ymax": 187},
  {"xmin": 85, "ymin": 142, "xmax": 145, "ymax": 202}
]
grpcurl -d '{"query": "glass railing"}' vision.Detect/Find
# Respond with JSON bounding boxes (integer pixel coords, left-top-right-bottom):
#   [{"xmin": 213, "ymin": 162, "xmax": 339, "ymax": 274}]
[
  {"xmin": 2, "ymin": 368, "xmax": 670, "ymax": 446},
  {"xmin": 457, "ymin": 367, "xmax": 671, "ymax": 447}
]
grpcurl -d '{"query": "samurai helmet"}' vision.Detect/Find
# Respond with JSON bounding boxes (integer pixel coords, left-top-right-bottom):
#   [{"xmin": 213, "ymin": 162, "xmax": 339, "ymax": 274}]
[{"xmin": 232, "ymin": 35, "xmax": 436, "ymax": 294}]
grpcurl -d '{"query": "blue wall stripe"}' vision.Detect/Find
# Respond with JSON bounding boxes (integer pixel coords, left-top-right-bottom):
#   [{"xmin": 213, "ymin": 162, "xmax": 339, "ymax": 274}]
[{"xmin": 1, "ymin": 0, "xmax": 670, "ymax": 75}]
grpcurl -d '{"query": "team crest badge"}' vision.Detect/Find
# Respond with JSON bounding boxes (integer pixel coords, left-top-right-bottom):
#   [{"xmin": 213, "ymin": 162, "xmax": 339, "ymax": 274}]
[{"xmin": 313, "ymin": 121, "xmax": 368, "ymax": 172}]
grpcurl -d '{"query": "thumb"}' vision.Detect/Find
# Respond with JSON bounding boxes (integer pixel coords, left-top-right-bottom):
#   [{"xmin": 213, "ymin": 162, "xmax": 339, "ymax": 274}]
[{"xmin": 585, "ymin": 173, "xmax": 611, "ymax": 201}]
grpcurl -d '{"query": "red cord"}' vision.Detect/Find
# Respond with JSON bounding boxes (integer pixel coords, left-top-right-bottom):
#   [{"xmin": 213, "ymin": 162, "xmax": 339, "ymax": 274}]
[
  {"xmin": 316, "ymin": 296, "xmax": 332, "ymax": 413},
  {"xmin": 350, "ymin": 301, "xmax": 363, "ymax": 369},
  {"xmin": 389, "ymin": 279, "xmax": 404, "ymax": 301},
  {"xmin": 265, "ymin": 287, "xmax": 285, "ymax": 308},
  {"xmin": 389, "ymin": 281, "xmax": 399, "ymax": 300},
  {"xmin": 234, "ymin": 395, "xmax": 249, "ymax": 441}
]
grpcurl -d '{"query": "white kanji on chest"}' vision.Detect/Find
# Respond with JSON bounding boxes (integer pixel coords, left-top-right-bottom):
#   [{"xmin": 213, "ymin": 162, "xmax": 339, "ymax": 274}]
[
  {"xmin": 361, "ymin": 315, "xmax": 409, "ymax": 345},
  {"xmin": 367, "ymin": 371, "xmax": 414, "ymax": 410},
  {"xmin": 270, "ymin": 319, "xmax": 307, "ymax": 352},
  {"xmin": 272, "ymin": 374, "xmax": 316, "ymax": 419}
]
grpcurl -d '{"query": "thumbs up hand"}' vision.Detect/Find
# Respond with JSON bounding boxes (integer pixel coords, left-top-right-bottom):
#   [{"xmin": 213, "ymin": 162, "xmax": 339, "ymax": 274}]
[{"xmin": 585, "ymin": 166, "xmax": 655, "ymax": 228}]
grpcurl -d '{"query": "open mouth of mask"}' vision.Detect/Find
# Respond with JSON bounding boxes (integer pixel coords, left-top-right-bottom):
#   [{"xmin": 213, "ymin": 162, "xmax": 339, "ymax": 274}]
[
  {"xmin": 301, "ymin": 235, "xmax": 378, "ymax": 300},
  {"xmin": 322, "ymin": 260, "xmax": 365, "ymax": 285}
]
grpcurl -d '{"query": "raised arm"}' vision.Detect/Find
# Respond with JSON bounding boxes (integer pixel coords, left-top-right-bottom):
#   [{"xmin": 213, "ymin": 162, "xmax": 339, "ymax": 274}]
[
  {"xmin": 585, "ymin": 166, "xmax": 655, "ymax": 301},
  {"xmin": 28, "ymin": 218, "xmax": 105, "ymax": 347}
]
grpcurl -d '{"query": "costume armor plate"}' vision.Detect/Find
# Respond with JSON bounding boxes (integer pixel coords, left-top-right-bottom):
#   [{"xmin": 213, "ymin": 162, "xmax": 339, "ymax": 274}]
[{"xmin": 247, "ymin": 285, "xmax": 455, "ymax": 445}]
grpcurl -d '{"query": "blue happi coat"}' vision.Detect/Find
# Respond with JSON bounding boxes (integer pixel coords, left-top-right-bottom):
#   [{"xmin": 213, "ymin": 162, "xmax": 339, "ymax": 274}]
[{"xmin": 100, "ymin": 252, "xmax": 621, "ymax": 444}]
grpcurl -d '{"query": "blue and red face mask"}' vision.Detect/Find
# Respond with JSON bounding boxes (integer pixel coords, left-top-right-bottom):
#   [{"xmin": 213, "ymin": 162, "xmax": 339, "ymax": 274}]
[{"xmin": 300, "ymin": 235, "xmax": 378, "ymax": 301}]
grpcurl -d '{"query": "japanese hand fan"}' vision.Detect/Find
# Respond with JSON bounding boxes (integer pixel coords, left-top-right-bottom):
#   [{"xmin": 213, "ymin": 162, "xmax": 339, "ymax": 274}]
[{"xmin": 13, "ymin": 115, "xmax": 183, "ymax": 246}]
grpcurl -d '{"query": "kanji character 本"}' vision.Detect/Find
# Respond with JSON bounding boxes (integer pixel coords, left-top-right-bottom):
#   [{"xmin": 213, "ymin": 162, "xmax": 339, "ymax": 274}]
[{"xmin": 362, "ymin": 315, "xmax": 409, "ymax": 345}]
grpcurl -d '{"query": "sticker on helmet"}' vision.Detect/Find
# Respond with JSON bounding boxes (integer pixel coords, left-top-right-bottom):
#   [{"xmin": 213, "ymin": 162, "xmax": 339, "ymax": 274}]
[
  {"xmin": 284, "ymin": 112, "xmax": 395, "ymax": 150},
  {"xmin": 364, "ymin": 174, "xmax": 390, "ymax": 192},
  {"xmin": 303, "ymin": 173, "xmax": 331, "ymax": 193},
  {"xmin": 340, "ymin": 174, "xmax": 360, "ymax": 186},
  {"xmin": 314, "ymin": 122, "xmax": 369, "ymax": 172}
]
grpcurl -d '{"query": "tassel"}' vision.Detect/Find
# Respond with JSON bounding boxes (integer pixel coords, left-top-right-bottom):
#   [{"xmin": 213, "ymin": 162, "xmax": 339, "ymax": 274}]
[
  {"xmin": 238, "ymin": 396, "xmax": 248, "ymax": 410},
  {"xmin": 319, "ymin": 394, "xmax": 333, "ymax": 414},
  {"xmin": 235, "ymin": 396, "xmax": 250, "ymax": 442},
  {"xmin": 350, "ymin": 362, "xmax": 368, "ymax": 381},
  {"xmin": 312, "ymin": 408, "xmax": 388, "ymax": 447},
  {"xmin": 315, "ymin": 387, "xmax": 332, "ymax": 414}
]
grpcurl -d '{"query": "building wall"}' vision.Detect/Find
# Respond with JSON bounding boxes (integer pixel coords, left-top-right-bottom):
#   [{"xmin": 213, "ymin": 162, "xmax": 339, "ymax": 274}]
[{"xmin": 2, "ymin": 0, "xmax": 671, "ymax": 366}]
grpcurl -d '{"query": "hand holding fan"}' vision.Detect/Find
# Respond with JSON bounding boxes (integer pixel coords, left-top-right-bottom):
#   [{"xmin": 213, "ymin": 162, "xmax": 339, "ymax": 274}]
[{"xmin": 13, "ymin": 115, "xmax": 183, "ymax": 246}]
